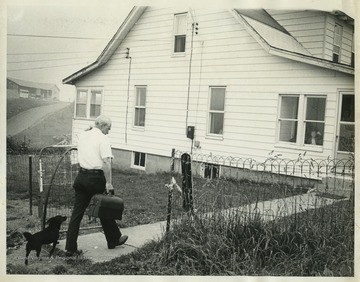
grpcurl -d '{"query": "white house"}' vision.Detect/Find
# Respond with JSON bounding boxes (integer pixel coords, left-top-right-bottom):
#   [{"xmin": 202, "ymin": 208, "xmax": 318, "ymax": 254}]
[{"xmin": 63, "ymin": 7, "xmax": 355, "ymax": 174}]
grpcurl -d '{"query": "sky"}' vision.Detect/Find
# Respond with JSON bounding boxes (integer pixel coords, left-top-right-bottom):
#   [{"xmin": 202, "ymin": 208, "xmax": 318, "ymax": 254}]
[
  {"xmin": 6, "ymin": 2, "xmax": 134, "ymax": 101},
  {"xmin": 4, "ymin": 0, "xmax": 357, "ymax": 102}
]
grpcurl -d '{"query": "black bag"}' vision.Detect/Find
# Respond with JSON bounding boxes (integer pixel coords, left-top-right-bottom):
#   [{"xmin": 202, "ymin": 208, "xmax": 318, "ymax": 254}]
[{"xmin": 88, "ymin": 194, "xmax": 124, "ymax": 220}]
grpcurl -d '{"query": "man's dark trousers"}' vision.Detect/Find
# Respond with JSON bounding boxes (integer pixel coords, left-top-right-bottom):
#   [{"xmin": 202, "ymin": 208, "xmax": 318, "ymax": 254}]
[{"xmin": 65, "ymin": 170, "xmax": 121, "ymax": 252}]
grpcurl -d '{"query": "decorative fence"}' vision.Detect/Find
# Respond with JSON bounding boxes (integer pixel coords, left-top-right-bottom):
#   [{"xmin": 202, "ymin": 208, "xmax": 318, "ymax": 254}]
[
  {"xmin": 165, "ymin": 150, "xmax": 354, "ymax": 229},
  {"xmin": 6, "ymin": 148, "xmax": 354, "ymax": 232}
]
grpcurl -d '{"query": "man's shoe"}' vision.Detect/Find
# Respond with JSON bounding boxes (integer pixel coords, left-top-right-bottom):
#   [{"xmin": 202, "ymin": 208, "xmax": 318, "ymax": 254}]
[
  {"xmin": 65, "ymin": 250, "xmax": 83, "ymax": 257},
  {"xmin": 108, "ymin": 235, "xmax": 128, "ymax": 249}
]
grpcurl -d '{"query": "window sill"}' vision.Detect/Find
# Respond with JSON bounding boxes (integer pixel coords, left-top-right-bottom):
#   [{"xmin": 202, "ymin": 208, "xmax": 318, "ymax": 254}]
[
  {"xmin": 132, "ymin": 126, "xmax": 145, "ymax": 132},
  {"xmin": 131, "ymin": 165, "xmax": 146, "ymax": 171},
  {"xmin": 73, "ymin": 117, "xmax": 96, "ymax": 121},
  {"xmin": 171, "ymin": 52, "xmax": 186, "ymax": 57},
  {"xmin": 274, "ymin": 143, "xmax": 324, "ymax": 153},
  {"xmin": 205, "ymin": 134, "xmax": 224, "ymax": 141}
]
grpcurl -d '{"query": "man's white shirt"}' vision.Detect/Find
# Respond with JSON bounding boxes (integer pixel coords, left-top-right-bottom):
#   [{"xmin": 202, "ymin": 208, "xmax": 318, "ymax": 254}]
[{"xmin": 77, "ymin": 127, "xmax": 113, "ymax": 169}]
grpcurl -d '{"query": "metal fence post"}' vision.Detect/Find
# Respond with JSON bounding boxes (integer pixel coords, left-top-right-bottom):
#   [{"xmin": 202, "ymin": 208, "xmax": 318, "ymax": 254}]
[
  {"xmin": 28, "ymin": 155, "xmax": 33, "ymax": 215},
  {"xmin": 170, "ymin": 148, "xmax": 175, "ymax": 172}
]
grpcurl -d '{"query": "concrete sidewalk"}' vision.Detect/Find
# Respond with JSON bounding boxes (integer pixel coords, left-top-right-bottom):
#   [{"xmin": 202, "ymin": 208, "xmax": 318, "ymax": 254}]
[
  {"xmin": 58, "ymin": 192, "xmax": 347, "ymax": 263},
  {"xmin": 57, "ymin": 221, "xmax": 167, "ymax": 263}
]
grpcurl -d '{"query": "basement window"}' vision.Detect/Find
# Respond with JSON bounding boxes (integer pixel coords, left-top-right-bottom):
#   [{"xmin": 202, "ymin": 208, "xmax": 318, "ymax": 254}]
[
  {"xmin": 132, "ymin": 151, "xmax": 146, "ymax": 170},
  {"xmin": 204, "ymin": 163, "xmax": 220, "ymax": 179}
]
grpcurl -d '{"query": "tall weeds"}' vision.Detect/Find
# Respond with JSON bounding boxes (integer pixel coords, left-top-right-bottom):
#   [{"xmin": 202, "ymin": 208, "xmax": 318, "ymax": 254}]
[{"xmin": 156, "ymin": 200, "xmax": 354, "ymax": 276}]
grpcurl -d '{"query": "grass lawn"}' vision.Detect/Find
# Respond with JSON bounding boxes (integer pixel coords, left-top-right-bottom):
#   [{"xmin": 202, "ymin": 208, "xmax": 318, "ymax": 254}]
[{"xmin": 7, "ymin": 167, "xmax": 353, "ymax": 276}]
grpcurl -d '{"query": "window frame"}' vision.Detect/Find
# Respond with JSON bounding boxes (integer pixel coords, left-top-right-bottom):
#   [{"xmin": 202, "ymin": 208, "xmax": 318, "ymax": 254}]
[
  {"xmin": 172, "ymin": 12, "xmax": 188, "ymax": 55},
  {"xmin": 207, "ymin": 86, "xmax": 226, "ymax": 138},
  {"xmin": 332, "ymin": 23, "xmax": 343, "ymax": 63},
  {"xmin": 75, "ymin": 87, "xmax": 103, "ymax": 119},
  {"xmin": 131, "ymin": 151, "xmax": 146, "ymax": 170},
  {"xmin": 133, "ymin": 85, "xmax": 147, "ymax": 129},
  {"xmin": 276, "ymin": 94, "xmax": 327, "ymax": 150}
]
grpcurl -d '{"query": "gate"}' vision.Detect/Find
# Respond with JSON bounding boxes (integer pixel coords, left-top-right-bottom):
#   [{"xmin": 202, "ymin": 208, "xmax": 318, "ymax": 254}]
[{"xmin": 38, "ymin": 145, "xmax": 101, "ymax": 231}]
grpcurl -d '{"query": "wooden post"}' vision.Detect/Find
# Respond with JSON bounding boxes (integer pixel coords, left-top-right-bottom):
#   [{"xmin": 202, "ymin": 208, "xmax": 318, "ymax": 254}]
[{"xmin": 28, "ymin": 155, "xmax": 33, "ymax": 215}]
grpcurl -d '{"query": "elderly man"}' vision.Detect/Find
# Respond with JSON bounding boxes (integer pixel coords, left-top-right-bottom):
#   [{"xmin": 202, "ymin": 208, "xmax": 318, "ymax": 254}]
[{"xmin": 65, "ymin": 115, "xmax": 128, "ymax": 257}]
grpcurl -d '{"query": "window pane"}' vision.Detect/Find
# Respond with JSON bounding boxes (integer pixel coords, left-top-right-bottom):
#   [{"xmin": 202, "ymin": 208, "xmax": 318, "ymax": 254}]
[
  {"xmin": 341, "ymin": 95, "xmax": 354, "ymax": 122},
  {"xmin": 90, "ymin": 91, "xmax": 102, "ymax": 117},
  {"xmin": 90, "ymin": 105, "xmax": 101, "ymax": 117},
  {"xmin": 279, "ymin": 120, "xmax": 297, "ymax": 142},
  {"xmin": 140, "ymin": 153, "xmax": 145, "ymax": 167},
  {"xmin": 210, "ymin": 113, "xmax": 224, "ymax": 134},
  {"xmin": 136, "ymin": 88, "xmax": 146, "ymax": 106},
  {"xmin": 76, "ymin": 91, "xmax": 87, "ymax": 117},
  {"xmin": 338, "ymin": 124, "xmax": 355, "ymax": 152},
  {"xmin": 76, "ymin": 105, "xmax": 86, "ymax": 117},
  {"xmin": 306, "ymin": 97, "xmax": 326, "ymax": 121},
  {"xmin": 135, "ymin": 108, "xmax": 145, "ymax": 126},
  {"xmin": 174, "ymin": 35, "xmax": 186, "ymax": 52},
  {"xmin": 77, "ymin": 91, "xmax": 87, "ymax": 103},
  {"xmin": 91, "ymin": 91, "xmax": 102, "ymax": 105},
  {"xmin": 175, "ymin": 14, "xmax": 187, "ymax": 34},
  {"xmin": 280, "ymin": 97, "xmax": 298, "ymax": 119},
  {"xmin": 134, "ymin": 152, "xmax": 140, "ymax": 166},
  {"xmin": 304, "ymin": 122, "xmax": 324, "ymax": 145},
  {"xmin": 210, "ymin": 88, "xmax": 225, "ymax": 111}
]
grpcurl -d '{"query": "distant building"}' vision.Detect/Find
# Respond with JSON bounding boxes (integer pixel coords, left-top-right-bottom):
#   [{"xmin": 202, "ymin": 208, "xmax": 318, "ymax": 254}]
[{"xmin": 7, "ymin": 77, "xmax": 60, "ymax": 100}]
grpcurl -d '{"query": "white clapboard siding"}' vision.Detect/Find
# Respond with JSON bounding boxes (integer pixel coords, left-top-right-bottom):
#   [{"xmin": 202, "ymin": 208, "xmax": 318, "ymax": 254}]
[
  {"xmin": 71, "ymin": 8, "xmax": 353, "ymax": 163},
  {"xmin": 268, "ymin": 10, "xmax": 327, "ymax": 58}
]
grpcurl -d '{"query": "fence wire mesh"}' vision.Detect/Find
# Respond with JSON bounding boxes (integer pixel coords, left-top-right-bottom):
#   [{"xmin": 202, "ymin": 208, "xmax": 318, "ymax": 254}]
[{"xmin": 166, "ymin": 151, "xmax": 354, "ymax": 230}]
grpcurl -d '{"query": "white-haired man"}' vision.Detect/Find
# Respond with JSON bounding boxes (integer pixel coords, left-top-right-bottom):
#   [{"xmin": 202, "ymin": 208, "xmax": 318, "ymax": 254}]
[{"xmin": 65, "ymin": 115, "xmax": 128, "ymax": 256}]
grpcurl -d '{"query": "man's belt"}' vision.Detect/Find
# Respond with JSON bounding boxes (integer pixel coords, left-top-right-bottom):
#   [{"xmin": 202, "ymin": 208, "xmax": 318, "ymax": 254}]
[{"xmin": 79, "ymin": 167, "xmax": 104, "ymax": 174}]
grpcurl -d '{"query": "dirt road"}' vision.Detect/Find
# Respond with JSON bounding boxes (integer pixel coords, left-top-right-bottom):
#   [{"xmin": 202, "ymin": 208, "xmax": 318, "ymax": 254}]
[{"xmin": 7, "ymin": 102, "xmax": 71, "ymax": 136}]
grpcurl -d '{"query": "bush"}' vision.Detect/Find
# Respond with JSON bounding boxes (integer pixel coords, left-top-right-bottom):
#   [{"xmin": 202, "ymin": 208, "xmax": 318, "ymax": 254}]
[{"xmin": 6, "ymin": 136, "xmax": 32, "ymax": 154}]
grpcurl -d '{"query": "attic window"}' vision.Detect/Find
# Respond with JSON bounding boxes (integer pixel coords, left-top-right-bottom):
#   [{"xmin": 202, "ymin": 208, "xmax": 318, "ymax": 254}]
[
  {"xmin": 332, "ymin": 23, "xmax": 343, "ymax": 63},
  {"xmin": 173, "ymin": 13, "xmax": 187, "ymax": 53}
]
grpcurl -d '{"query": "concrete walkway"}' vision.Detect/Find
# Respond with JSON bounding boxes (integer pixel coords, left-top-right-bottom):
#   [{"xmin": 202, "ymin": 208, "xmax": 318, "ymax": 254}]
[
  {"xmin": 7, "ymin": 102, "xmax": 71, "ymax": 136},
  {"xmin": 57, "ymin": 192, "xmax": 347, "ymax": 263},
  {"xmin": 57, "ymin": 221, "xmax": 167, "ymax": 263}
]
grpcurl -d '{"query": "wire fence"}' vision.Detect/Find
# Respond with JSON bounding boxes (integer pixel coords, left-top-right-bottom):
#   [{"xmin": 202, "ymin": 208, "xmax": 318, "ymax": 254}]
[
  {"xmin": 7, "ymin": 146, "xmax": 102, "ymax": 231},
  {"xmin": 165, "ymin": 150, "xmax": 354, "ymax": 229},
  {"xmin": 6, "ymin": 148, "xmax": 355, "ymax": 232}
]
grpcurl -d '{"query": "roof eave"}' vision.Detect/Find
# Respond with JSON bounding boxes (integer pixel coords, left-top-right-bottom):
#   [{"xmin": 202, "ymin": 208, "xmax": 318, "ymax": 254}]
[
  {"xmin": 63, "ymin": 6, "xmax": 147, "ymax": 85},
  {"xmin": 269, "ymin": 48, "xmax": 354, "ymax": 75}
]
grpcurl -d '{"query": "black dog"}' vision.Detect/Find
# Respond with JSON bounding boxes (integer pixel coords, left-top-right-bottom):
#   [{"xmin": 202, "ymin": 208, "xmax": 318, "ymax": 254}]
[{"xmin": 23, "ymin": 215, "xmax": 67, "ymax": 265}]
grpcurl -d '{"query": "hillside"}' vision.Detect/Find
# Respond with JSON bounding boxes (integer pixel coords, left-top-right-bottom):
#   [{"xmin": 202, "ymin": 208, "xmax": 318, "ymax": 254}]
[
  {"xmin": 7, "ymin": 97, "xmax": 59, "ymax": 120},
  {"xmin": 11, "ymin": 102, "xmax": 74, "ymax": 150}
]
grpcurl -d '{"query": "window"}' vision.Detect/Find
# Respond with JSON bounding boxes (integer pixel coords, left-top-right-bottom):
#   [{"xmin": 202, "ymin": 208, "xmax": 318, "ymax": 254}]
[
  {"xmin": 204, "ymin": 163, "xmax": 220, "ymax": 179},
  {"xmin": 338, "ymin": 94, "xmax": 354, "ymax": 152},
  {"xmin": 75, "ymin": 88, "xmax": 102, "ymax": 118},
  {"xmin": 90, "ymin": 90, "xmax": 102, "ymax": 118},
  {"xmin": 208, "ymin": 87, "xmax": 226, "ymax": 135},
  {"xmin": 76, "ymin": 90, "xmax": 88, "ymax": 118},
  {"xmin": 134, "ymin": 86, "xmax": 146, "ymax": 127},
  {"xmin": 132, "ymin": 152, "xmax": 146, "ymax": 169},
  {"xmin": 173, "ymin": 13, "xmax": 187, "ymax": 53},
  {"xmin": 332, "ymin": 24, "xmax": 343, "ymax": 63},
  {"xmin": 278, "ymin": 95, "xmax": 326, "ymax": 147}
]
